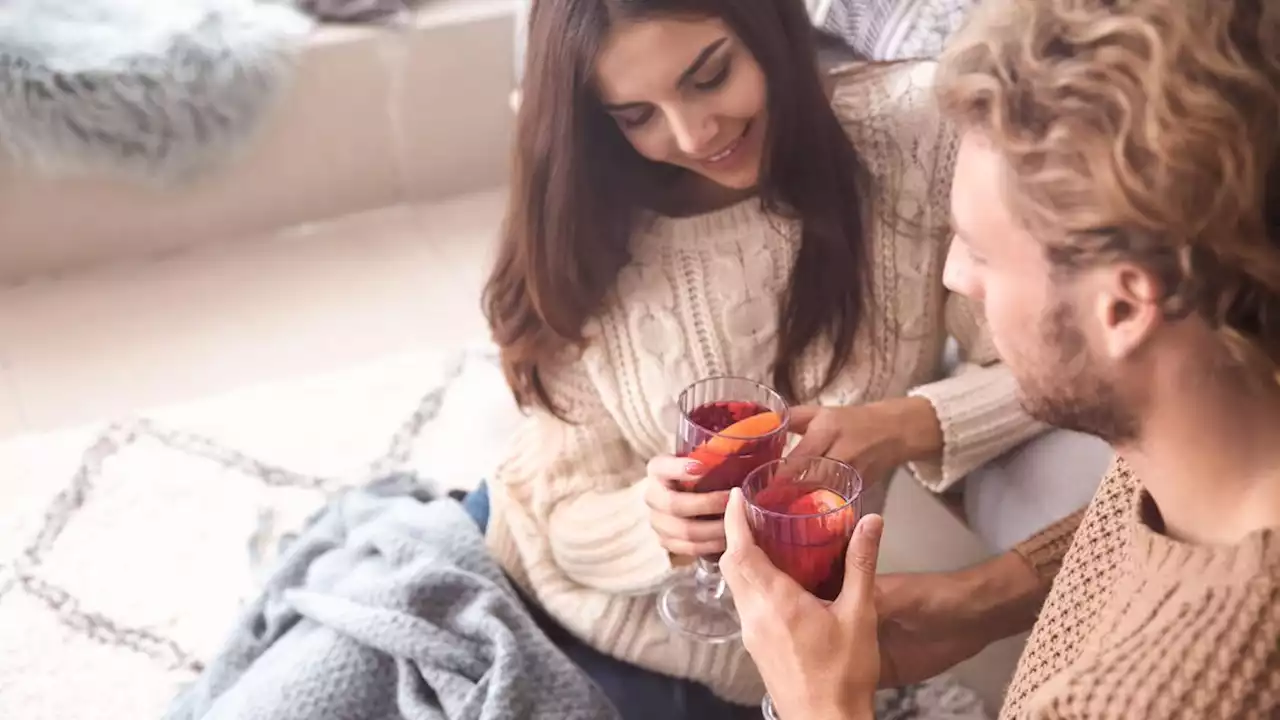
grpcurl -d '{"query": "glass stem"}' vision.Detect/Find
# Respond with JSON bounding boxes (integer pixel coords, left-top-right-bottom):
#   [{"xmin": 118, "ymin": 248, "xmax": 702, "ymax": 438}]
[{"xmin": 694, "ymin": 558, "xmax": 728, "ymax": 602}]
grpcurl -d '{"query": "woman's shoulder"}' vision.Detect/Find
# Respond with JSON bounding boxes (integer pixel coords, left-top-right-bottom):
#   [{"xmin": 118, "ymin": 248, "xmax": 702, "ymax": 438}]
[
  {"xmin": 826, "ymin": 59, "xmax": 954, "ymax": 183},
  {"xmin": 826, "ymin": 60, "xmax": 956, "ymax": 253},
  {"xmin": 826, "ymin": 59, "xmax": 939, "ymax": 128},
  {"xmin": 826, "ymin": 61, "xmax": 947, "ymax": 168}
]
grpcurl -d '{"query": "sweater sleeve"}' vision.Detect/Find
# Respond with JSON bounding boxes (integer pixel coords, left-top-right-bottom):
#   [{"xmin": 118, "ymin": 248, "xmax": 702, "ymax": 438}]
[
  {"xmin": 492, "ymin": 352, "xmax": 673, "ymax": 596},
  {"xmin": 906, "ymin": 293, "xmax": 1049, "ymax": 491},
  {"xmin": 1011, "ymin": 509, "xmax": 1084, "ymax": 587},
  {"xmin": 828, "ymin": 60, "xmax": 1046, "ymax": 489}
]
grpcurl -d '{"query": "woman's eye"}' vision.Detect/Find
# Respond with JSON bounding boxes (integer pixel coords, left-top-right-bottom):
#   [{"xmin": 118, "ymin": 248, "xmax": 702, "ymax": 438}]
[
  {"xmin": 694, "ymin": 58, "xmax": 732, "ymax": 91},
  {"xmin": 617, "ymin": 108, "xmax": 655, "ymax": 128}
]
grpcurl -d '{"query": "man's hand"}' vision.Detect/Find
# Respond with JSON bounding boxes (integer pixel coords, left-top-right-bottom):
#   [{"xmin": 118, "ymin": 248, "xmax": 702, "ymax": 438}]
[
  {"xmin": 720, "ymin": 489, "xmax": 882, "ymax": 720},
  {"xmin": 789, "ymin": 398, "xmax": 944, "ymax": 486},
  {"xmin": 875, "ymin": 552, "xmax": 1049, "ymax": 687}
]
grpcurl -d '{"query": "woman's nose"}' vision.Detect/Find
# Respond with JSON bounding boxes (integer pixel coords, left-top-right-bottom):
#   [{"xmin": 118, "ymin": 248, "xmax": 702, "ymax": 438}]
[{"xmin": 666, "ymin": 107, "xmax": 718, "ymax": 157}]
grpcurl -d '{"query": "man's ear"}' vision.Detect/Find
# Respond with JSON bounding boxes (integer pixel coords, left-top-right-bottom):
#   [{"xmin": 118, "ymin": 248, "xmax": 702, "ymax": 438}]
[{"xmin": 1095, "ymin": 264, "xmax": 1163, "ymax": 360}]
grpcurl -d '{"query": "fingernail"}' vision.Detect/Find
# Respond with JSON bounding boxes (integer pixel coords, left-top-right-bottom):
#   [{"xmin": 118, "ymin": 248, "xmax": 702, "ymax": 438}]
[
  {"xmin": 858, "ymin": 514, "xmax": 884, "ymax": 537},
  {"xmin": 686, "ymin": 461, "xmax": 705, "ymax": 476}
]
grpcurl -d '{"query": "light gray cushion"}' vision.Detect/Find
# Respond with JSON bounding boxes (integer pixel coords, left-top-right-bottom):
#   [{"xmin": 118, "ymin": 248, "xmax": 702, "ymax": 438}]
[{"xmin": 962, "ymin": 429, "xmax": 1112, "ymax": 552}]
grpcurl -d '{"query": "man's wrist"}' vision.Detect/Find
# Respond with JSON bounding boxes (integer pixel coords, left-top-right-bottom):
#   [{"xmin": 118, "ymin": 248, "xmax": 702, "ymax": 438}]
[{"xmin": 950, "ymin": 550, "xmax": 1047, "ymax": 640}]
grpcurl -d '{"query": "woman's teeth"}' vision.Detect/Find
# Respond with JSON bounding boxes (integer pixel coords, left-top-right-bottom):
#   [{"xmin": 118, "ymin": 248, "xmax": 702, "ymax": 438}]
[
  {"xmin": 708, "ymin": 137, "xmax": 741, "ymax": 163},
  {"xmin": 704, "ymin": 123, "xmax": 750, "ymax": 164}
]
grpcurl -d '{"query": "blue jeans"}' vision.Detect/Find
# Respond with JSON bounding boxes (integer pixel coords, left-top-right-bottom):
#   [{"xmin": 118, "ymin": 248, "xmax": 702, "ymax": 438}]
[
  {"xmin": 461, "ymin": 483, "xmax": 758, "ymax": 720},
  {"xmin": 461, "ymin": 482, "xmax": 491, "ymax": 529}
]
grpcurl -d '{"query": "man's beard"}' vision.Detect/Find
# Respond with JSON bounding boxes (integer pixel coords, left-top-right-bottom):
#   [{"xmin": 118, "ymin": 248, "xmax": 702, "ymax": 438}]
[{"xmin": 1016, "ymin": 301, "xmax": 1140, "ymax": 445}]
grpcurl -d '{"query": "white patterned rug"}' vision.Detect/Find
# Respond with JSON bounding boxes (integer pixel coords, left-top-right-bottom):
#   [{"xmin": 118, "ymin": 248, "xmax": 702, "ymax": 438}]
[{"xmin": 0, "ymin": 348, "xmax": 989, "ymax": 720}]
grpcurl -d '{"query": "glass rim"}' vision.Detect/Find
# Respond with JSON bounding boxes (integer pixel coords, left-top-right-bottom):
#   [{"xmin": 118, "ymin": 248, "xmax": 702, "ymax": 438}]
[
  {"xmin": 677, "ymin": 376, "xmax": 791, "ymax": 441},
  {"xmin": 742, "ymin": 455, "xmax": 863, "ymax": 520}
]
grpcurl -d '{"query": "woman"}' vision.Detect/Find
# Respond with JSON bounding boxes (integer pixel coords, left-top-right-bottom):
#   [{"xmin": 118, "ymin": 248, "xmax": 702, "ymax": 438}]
[{"xmin": 476, "ymin": 0, "xmax": 1043, "ymax": 715}]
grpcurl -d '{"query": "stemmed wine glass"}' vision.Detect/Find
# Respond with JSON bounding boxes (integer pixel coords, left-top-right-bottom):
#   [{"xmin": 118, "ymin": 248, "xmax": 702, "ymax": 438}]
[{"xmin": 655, "ymin": 376, "xmax": 790, "ymax": 643}]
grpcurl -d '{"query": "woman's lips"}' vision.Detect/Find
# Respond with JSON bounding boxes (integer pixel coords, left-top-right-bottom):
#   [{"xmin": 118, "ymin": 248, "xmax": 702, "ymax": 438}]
[{"xmin": 700, "ymin": 121, "xmax": 752, "ymax": 167}]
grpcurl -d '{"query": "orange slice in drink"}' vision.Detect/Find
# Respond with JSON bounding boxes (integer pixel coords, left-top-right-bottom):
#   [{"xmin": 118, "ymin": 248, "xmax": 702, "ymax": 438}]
[
  {"xmin": 687, "ymin": 411, "xmax": 784, "ymax": 469},
  {"xmin": 785, "ymin": 488, "xmax": 846, "ymax": 516},
  {"xmin": 789, "ymin": 488, "xmax": 855, "ymax": 539}
]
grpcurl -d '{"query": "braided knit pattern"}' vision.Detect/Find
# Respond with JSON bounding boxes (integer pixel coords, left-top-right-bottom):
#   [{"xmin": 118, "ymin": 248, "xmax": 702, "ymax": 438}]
[{"xmin": 486, "ymin": 61, "xmax": 1045, "ymax": 705}]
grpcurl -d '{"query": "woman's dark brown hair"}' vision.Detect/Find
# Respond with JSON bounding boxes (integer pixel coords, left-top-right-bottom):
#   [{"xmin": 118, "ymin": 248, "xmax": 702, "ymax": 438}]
[{"xmin": 484, "ymin": 0, "xmax": 871, "ymax": 413}]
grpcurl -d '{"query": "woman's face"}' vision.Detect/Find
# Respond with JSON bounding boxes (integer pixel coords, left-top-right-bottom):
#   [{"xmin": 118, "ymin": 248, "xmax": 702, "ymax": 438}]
[{"xmin": 594, "ymin": 16, "xmax": 768, "ymax": 191}]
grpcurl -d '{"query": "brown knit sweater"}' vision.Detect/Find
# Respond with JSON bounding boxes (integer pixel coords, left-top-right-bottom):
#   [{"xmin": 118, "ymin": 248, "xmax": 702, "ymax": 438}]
[{"xmin": 1003, "ymin": 459, "xmax": 1280, "ymax": 719}]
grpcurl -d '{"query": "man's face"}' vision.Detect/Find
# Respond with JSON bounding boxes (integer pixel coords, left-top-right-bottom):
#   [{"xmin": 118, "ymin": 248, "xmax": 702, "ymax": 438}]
[{"xmin": 944, "ymin": 133, "xmax": 1140, "ymax": 442}]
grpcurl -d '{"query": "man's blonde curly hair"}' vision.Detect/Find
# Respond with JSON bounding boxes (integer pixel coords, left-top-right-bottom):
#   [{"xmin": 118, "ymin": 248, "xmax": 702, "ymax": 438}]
[{"xmin": 937, "ymin": 0, "xmax": 1280, "ymax": 383}]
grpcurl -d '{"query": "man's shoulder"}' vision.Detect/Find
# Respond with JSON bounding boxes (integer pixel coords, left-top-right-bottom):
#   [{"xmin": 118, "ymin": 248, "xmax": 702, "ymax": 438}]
[
  {"xmin": 1081, "ymin": 457, "xmax": 1140, "ymax": 533},
  {"xmin": 1052, "ymin": 457, "xmax": 1138, "ymax": 566},
  {"xmin": 1038, "ymin": 457, "xmax": 1138, "ymax": 612},
  {"xmin": 1010, "ymin": 459, "xmax": 1280, "ymax": 719},
  {"xmin": 1024, "ymin": 568, "xmax": 1280, "ymax": 719},
  {"xmin": 1001, "ymin": 459, "xmax": 1137, "ymax": 718}
]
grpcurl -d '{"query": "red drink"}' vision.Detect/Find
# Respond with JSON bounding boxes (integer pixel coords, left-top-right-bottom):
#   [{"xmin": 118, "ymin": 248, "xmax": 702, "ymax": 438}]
[
  {"xmin": 744, "ymin": 457, "xmax": 862, "ymax": 601},
  {"xmin": 678, "ymin": 400, "xmax": 787, "ymax": 495},
  {"xmin": 657, "ymin": 377, "xmax": 789, "ymax": 643}
]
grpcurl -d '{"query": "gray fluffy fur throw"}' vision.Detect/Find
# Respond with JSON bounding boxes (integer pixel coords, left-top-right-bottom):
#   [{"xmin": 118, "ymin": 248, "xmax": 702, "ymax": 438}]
[{"xmin": 0, "ymin": 0, "xmax": 314, "ymax": 183}]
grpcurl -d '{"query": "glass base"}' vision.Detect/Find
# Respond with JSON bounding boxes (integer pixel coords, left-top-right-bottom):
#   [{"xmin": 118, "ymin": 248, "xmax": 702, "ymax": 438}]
[{"xmin": 656, "ymin": 566, "xmax": 741, "ymax": 644}]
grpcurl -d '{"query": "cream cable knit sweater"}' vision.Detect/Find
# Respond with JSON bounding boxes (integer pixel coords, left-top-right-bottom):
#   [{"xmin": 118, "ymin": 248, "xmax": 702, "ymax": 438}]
[{"xmin": 486, "ymin": 60, "xmax": 1045, "ymax": 704}]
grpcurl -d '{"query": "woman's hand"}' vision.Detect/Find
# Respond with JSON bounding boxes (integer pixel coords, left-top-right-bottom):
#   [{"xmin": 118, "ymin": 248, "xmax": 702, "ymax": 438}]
[
  {"xmin": 789, "ymin": 397, "xmax": 945, "ymax": 486},
  {"xmin": 643, "ymin": 455, "xmax": 733, "ymax": 557},
  {"xmin": 721, "ymin": 489, "xmax": 883, "ymax": 720}
]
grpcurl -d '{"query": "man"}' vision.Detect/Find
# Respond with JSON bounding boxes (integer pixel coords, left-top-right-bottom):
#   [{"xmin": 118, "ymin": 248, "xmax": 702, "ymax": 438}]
[{"xmin": 720, "ymin": 0, "xmax": 1280, "ymax": 717}]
